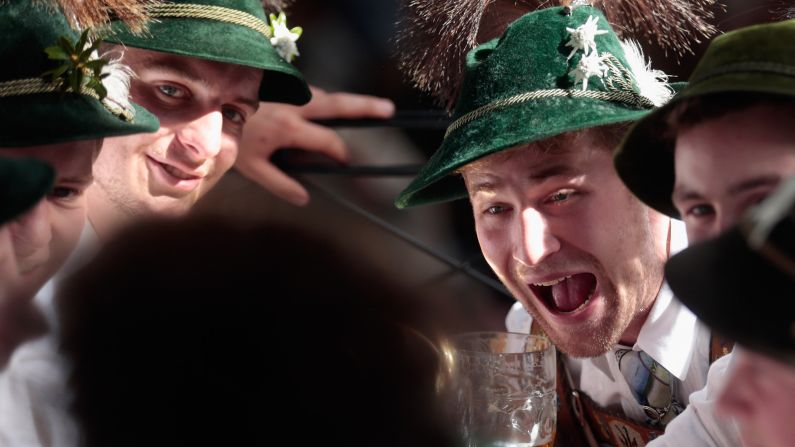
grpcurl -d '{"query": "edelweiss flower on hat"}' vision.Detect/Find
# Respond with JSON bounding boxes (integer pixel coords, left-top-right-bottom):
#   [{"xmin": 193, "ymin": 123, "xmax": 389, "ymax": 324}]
[
  {"xmin": 395, "ymin": 3, "xmax": 681, "ymax": 208},
  {"xmin": 267, "ymin": 12, "xmax": 303, "ymax": 63}
]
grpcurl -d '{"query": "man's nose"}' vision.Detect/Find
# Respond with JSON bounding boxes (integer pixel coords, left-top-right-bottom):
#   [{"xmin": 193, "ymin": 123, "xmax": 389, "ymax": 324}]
[
  {"xmin": 515, "ymin": 208, "xmax": 561, "ymax": 266},
  {"xmin": 175, "ymin": 110, "xmax": 224, "ymax": 160}
]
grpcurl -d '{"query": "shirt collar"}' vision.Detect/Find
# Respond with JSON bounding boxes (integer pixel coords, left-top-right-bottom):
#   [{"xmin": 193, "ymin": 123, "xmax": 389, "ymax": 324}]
[{"xmin": 634, "ymin": 219, "xmax": 698, "ymax": 380}]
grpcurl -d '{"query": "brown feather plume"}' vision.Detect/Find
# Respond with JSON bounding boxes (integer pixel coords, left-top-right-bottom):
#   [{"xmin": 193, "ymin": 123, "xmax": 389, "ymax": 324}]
[
  {"xmin": 772, "ymin": 1, "xmax": 795, "ymax": 20},
  {"xmin": 397, "ymin": 0, "xmax": 720, "ymax": 110},
  {"xmin": 262, "ymin": 0, "xmax": 293, "ymax": 14},
  {"xmin": 33, "ymin": 0, "xmax": 159, "ymax": 33}
]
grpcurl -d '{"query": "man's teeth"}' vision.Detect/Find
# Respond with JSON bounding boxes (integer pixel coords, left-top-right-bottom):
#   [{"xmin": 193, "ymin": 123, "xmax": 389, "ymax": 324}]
[
  {"xmin": 533, "ymin": 275, "xmax": 572, "ymax": 287},
  {"xmin": 163, "ymin": 164, "xmax": 194, "ymax": 180}
]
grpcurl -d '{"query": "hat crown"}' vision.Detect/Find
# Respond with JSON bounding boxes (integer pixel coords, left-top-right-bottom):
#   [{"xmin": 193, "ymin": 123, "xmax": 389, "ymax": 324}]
[
  {"xmin": 148, "ymin": 0, "xmax": 268, "ymax": 20},
  {"xmin": 0, "ymin": 1, "xmax": 76, "ymax": 83},
  {"xmin": 689, "ymin": 19, "xmax": 795, "ymax": 86},
  {"xmin": 453, "ymin": 7, "xmax": 636, "ymax": 119}
]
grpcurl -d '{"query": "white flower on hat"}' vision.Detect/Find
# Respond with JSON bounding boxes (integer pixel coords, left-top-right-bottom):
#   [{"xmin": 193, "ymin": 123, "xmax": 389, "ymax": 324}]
[
  {"xmin": 268, "ymin": 12, "xmax": 303, "ymax": 63},
  {"xmin": 565, "ymin": 15, "xmax": 608, "ymax": 60},
  {"xmin": 570, "ymin": 51, "xmax": 608, "ymax": 91}
]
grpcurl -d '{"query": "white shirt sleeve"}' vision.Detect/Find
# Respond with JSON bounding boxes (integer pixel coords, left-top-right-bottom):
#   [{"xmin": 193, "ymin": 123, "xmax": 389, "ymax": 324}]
[
  {"xmin": 0, "ymin": 336, "xmax": 78, "ymax": 447},
  {"xmin": 647, "ymin": 353, "xmax": 743, "ymax": 447},
  {"xmin": 505, "ymin": 301, "xmax": 533, "ymax": 334}
]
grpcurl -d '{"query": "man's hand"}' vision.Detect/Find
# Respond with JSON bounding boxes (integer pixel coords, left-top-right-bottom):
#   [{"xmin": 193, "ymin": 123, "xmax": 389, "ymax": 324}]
[{"xmin": 235, "ymin": 86, "xmax": 395, "ymax": 206}]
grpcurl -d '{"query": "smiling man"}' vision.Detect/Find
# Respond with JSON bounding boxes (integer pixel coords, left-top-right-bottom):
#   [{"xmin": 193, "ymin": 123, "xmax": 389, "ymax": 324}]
[
  {"xmin": 85, "ymin": 0, "xmax": 311, "ymax": 238},
  {"xmin": 0, "ymin": 1, "xmax": 313, "ymax": 445},
  {"xmin": 87, "ymin": 46, "xmax": 267, "ymax": 235},
  {"xmin": 395, "ymin": 4, "xmax": 724, "ymax": 446}
]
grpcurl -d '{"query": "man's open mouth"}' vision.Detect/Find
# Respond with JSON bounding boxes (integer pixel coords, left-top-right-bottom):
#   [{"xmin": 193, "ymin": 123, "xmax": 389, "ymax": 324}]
[{"xmin": 529, "ymin": 272, "xmax": 597, "ymax": 314}]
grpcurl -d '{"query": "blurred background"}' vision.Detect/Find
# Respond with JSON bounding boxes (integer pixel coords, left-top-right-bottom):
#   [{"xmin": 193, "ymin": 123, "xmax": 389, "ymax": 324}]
[{"xmin": 196, "ymin": 0, "xmax": 789, "ymax": 333}]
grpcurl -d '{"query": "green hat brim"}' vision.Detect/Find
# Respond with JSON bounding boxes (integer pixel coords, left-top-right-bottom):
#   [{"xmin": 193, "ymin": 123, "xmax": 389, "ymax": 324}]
[
  {"xmin": 0, "ymin": 93, "xmax": 158, "ymax": 147},
  {"xmin": 614, "ymin": 19, "xmax": 795, "ymax": 218},
  {"xmin": 107, "ymin": 18, "xmax": 311, "ymax": 105},
  {"xmin": 397, "ymin": 81, "xmax": 687, "ymax": 209},
  {"xmin": 396, "ymin": 97, "xmax": 649, "ymax": 209},
  {"xmin": 666, "ymin": 225, "xmax": 795, "ymax": 365},
  {"xmin": 0, "ymin": 157, "xmax": 54, "ymax": 225}
]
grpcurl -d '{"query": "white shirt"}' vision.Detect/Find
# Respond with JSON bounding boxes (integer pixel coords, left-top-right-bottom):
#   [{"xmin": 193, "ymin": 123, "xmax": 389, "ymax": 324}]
[
  {"xmin": 647, "ymin": 352, "xmax": 743, "ymax": 447},
  {"xmin": 506, "ymin": 219, "xmax": 742, "ymax": 445},
  {"xmin": 0, "ymin": 224, "xmax": 98, "ymax": 447}
]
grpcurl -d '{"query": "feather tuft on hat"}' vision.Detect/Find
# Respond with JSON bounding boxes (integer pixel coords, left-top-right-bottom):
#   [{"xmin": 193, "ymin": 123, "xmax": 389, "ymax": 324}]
[
  {"xmin": 262, "ymin": 0, "xmax": 293, "ymax": 14},
  {"xmin": 35, "ymin": 0, "xmax": 158, "ymax": 34},
  {"xmin": 396, "ymin": 0, "xmax": 719, "ymax": 110}
]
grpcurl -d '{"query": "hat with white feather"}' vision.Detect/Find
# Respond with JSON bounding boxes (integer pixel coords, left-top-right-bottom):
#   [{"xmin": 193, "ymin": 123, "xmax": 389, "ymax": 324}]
[
  {"xmin": 395, "ymin": 3, "xmax": 681, "ymax": 208},
  {"xmin": 0, "ymin": 0, "xmax": 159, "ymax": 147}
]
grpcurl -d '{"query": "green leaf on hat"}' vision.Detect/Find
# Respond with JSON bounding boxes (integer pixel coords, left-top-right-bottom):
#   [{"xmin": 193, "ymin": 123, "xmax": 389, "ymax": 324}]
[{"xmin": 43, "ymin": 29, "xmax": 110, "ymax": 101}]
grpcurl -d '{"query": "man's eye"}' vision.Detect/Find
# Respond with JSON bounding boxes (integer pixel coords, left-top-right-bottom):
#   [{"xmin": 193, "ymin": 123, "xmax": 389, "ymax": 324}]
[
  {"xmin": 222, "ymin": 107, "xmax": 245, "ymax": 125},
  {"xmin": 546, "ymin": 190, "xmax": 575, "ymax": 204},
  {"xmin": 485, "ymin": 205, "xmax": 509, "ymax": 215},
  {"xmin": 686, "ymin": 204, "xmax": 714, "ymax": 217},
  {"xmin": 49, "ymin": 187, "xmax": 79, "ymax": 200},
  {"xmin": 157, "ymin": 85, "xmax": 185, "ymax": 98}
]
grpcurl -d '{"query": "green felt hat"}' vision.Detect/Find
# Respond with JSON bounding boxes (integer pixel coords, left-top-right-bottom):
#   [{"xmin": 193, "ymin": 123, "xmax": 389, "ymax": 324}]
[
  {"xmin": 0, "ymin": 157, "xmax": 54, "ymax": 225},
  {"xmin": 0, "ymin": 1, "xmax": 159, "ymax": 147},
  {"xmin": 614, "ymin": 19, "xmax": 795, "ymax": 218},
  {"xmin": 666, "ymin": 176, "xmax": 795, "ymax": 366},
  {"xmin": 395, "ymin": 5, "xmax": 676, "ymax": 209},
  {"xmin": 107, "ymin": 0, "xmax": 311, "ymax": 105}
]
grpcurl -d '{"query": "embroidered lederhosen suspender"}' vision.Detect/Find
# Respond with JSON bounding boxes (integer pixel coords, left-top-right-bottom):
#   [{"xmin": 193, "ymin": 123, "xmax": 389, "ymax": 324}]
[{"xmin": 532, "ymin": 322, "xmax": 734, "ymax": 447}]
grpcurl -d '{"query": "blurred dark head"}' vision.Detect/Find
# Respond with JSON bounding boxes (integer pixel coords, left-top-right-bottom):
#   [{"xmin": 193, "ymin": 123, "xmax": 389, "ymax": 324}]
[{"xmin": 59, "ymin": 216, "xmax": 453, "ymax": 447}]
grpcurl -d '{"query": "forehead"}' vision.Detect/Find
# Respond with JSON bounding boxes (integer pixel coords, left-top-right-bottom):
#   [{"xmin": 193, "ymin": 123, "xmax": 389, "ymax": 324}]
[
  {"xmin": 674, "ymin": 105, "xmax": 795, "ymax": 187},
  {"xmin": 462, "ymin": 130, "xmax": 611, "ymax": 180},
  {"xmin": 119, "ymin": 46, "xmax": 263, "ymax": 93}
]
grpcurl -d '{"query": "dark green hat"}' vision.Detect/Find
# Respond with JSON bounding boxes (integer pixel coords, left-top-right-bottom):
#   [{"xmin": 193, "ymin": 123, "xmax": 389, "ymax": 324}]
[
  {"xmin": 666, "ymin": 176, "xmax": 795, "ymax": 366},
  {"xmin": 614, "ymin": 19, "xmax": 795, "ymax": 218},
  {"xmin": 0, "ymin": 1, "xmax": 159, "ymax": 147},
  {"xmin": 107, "ymin": 0, "xmax": 311, "ymax": 105},
  {"xmin": 395, "ymin": 5, "xmax": 676, "ymax": 209},
  {"xmin": 0, "ymin": 157, "xmax": 54, "ymax": 225}
]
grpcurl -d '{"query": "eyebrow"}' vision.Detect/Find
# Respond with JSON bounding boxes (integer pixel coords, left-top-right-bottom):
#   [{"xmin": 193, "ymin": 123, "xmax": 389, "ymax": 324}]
[
  {"xmin": 671, "ymin": 184, "xmax": 704, "ymax": 203},
  {"xmin": 60, "ymin": 174, "xmax": 94, "ymax": 185},
  {"xmin": 469, "ymin": 163, "xmax": 578, "ymax": 194},
  {"xmin": 673, "ymin": 175, "xmax": 782, "ymax": 203},
  {"xmin": 727, "ymin": 175, "xmax": 781, "ymax": 196},
  {"xmin": 144, "ymin": 59, "xmax": 261, "ymax": 111}
]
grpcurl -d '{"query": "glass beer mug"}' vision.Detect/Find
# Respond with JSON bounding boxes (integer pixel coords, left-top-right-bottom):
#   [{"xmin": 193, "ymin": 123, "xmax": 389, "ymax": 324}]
[{"xmin": 440, "ymin": 332, "xmax": 557, "ymax": 447}]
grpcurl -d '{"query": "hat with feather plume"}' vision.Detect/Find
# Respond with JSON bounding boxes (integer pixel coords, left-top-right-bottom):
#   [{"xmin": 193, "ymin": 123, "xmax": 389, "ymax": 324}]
[{"xmin": 395, "ymin": 3, "xmax": 682, "ymax": 208}]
